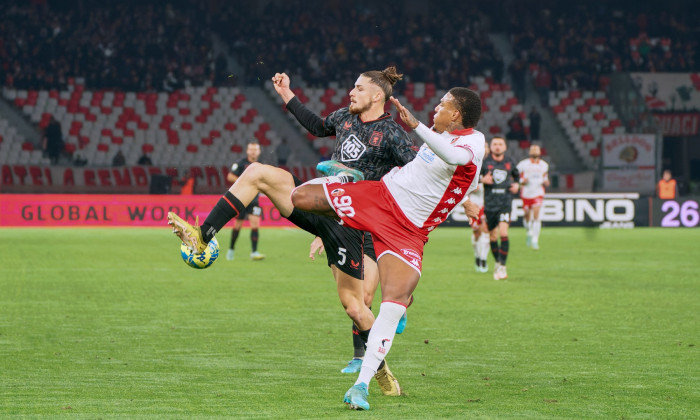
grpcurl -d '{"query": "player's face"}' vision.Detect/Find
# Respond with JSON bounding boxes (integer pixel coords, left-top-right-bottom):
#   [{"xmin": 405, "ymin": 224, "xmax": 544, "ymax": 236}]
[
  {"xmin": 247, "ymin": 144, "xmax": 261, "ymax": 161},
  {"xmin": 432, "ymin": 93, "xmax": 460, "ymax": 133},
  {"xmin": 490, "ymin": 138, "xmax": 506, "ymax": 156},
  {"xmin": 348, "ymin": 76, "xmax": 377, "ymax": 115},
  {"xmin": 529, "ymin": 145, "xmax": 541, "ymax": 160}
]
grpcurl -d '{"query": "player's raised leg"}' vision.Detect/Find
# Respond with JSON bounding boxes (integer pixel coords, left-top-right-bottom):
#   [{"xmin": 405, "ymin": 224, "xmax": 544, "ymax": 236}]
[{"xmin": 168, "ymin": 163, "xmax": 295, "ymax": 252}]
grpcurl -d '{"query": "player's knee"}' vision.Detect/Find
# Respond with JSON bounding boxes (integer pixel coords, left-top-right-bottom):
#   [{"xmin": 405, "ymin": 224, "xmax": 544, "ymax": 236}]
[
  {"xmin": 242, "ymin": 162, "xmax": 265, "ymax": 182},
  {"xmin": 291, "ymin": 186, "xmax": 310, "ymax": 210},
  {"xmin": 343, "ymin": 300, "xmax": 364, "ymax": 323}
]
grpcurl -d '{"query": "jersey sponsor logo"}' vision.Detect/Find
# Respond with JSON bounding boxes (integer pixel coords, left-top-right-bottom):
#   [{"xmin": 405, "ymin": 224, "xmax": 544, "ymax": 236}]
[
  {"xmin": 331, "ymin": 188, "xmax": 345, "ymax": 197},
  {"xmin": 401, "ymin": 248, "xmax": 421, "ymax": 261},
  {"xmin": 369, "ymin": 131, "xmax": 384, "ymax": 146},
  {"xmin": 343, "ymin": 121, "xmax": 352, "ymax": 130},
  {"xmin": 493, "ymin": 168, "xmax": 508, "ymax": 184},
  {"xmin": 340, "ymin": 134, "xmax": 367, "ymax": 162},
  {"xmin": 418, "ymin": 147, "xmax": 436, "ymax": 163},
  {"xmin": 350, "ymin": 259, "xmax": 360, "ymax": 269},
  {"xmin": 450, "ymin": 138, "xmax": 459, "ymax": 144},
  {"xmin": 381, "ymin": 338, "xmax": 391, "ymax": 347}
]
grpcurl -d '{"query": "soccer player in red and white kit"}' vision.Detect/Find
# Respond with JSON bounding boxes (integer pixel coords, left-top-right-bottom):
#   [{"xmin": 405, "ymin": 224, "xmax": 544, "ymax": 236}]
[
  {"xmin": 517, "ymin": 145, "xmax": 549, "ymax": 249},
  {"xmin": 291, "ymin": 88, "xmax": 484, "ymax": 410}
]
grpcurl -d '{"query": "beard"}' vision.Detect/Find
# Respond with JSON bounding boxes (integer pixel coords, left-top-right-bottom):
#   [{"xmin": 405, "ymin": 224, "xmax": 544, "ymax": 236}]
[{"xmin": 349, "ymin": 100, "xmax": 371, "ymax": 115}]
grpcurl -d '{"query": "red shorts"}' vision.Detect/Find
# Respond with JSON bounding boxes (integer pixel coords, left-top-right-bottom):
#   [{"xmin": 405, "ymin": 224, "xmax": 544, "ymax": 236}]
[
  {"xmin": 470, "ymin": 207, "xmax": 485, "ymax": 228},
  {"xmin": 322, "ymin": 181, "xmax": 428, "ymax": 274},
  {"xmin": 521, "ymin": 196, "xmax": 544, "ymax": 210}
]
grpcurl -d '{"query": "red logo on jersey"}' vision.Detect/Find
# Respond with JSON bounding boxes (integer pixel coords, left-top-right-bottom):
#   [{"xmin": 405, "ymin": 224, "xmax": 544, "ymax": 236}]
[
  {"xmin": 343, "ymin": 121, "xmax": 352, "ymax": 130},
  {"xmin": 505, "ymin": 162, "xmax": 511, "ymax": 170},
  {"xmin": 369, "ymin": 131, "xmax": 384, "ymax": 146},
  {"xmin": 450, "ymin": 138, "xmax": 459, "ymax": 144},
  {"xmin": 350, "ymin": 260, "xmax": 359, "ymax": 269},
  {"xmin": 331, "ymin": 188, "xmax": 345, "ymax": 197}
]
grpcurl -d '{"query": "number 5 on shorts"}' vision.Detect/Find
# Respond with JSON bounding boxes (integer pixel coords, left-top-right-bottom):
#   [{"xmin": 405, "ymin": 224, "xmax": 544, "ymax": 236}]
[{"xmin": 337, "ymin": 247, "xmax": 346, "ymax": 265}]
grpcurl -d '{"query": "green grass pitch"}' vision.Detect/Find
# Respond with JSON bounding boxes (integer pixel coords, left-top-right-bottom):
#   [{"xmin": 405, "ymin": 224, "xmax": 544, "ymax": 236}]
[{"xmin": 1, "ymin": 226, "xmax": 698, "ymax": 419}]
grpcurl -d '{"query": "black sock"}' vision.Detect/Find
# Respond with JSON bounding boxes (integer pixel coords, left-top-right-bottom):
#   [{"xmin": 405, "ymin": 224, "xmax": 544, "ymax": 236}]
[
  {"xmin": 474, "ymin": 257, "xmax": 480, "ymax": 266},
  {"xmin": 352, "ymin": 324, "xmax": 365, "ymax": 358},
  {"xmin": 230, "ymin": 229, "xmax": 240, "ymax": 250},
  {"xmin": 500, "ymin": 236, "xmax": 509, "ymax": 265},
  {"xmin": 251, "ymin": 229, "xmax": 259, "ymax": 252},
  {"xmin": 490, "ymin": 240, "xmax": 499, "ymax": 261},
  {"xmin": 201, "ymin": 191, "xmax": 246, "ymax": 243}
]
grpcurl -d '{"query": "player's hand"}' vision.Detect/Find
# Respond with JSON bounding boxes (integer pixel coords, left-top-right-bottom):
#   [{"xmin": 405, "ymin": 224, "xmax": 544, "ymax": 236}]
[
  {"xmin": 481, "ymin": 171, "xmax": 494, "ymax": 185},
  {"xmin": 463, "ymin": 200, "xmax": 480, "ymax": 221},
  {"xmin": 509, "ymin": 182, "xmax": 520, "ymax": 193},
  {"xmin": 272, "ymin": 73, "xmax": 295, "ymax": 103},
  {"xmin": 521, "ymin": 177, "xmax": 528, "ymax": 185},
  {"xmin": 390, "ymin": 96, "xmax": 419, "ymax": 129},
  {"xmin": 309, "ymin": 236, "xmax": 325, "ymax": 261},
  {"xmin": 272, "ymin": 73, "xmax": 290, "ymax": 90}
]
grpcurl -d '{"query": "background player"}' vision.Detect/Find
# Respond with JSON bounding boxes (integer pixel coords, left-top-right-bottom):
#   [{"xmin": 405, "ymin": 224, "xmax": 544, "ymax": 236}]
[
  {"xmin": 517, "ymin": 144, "xmax": 549, "ymax": 250},
  {"xmin": 481, "ymin": 137, "xmax": 519, "ymax": 280},
  {"xmin": 464, "ymin": 140, "xmax": 490, "ymax": 273},
  {"xmin": 290, "ymin": 88, "xmax": 484, "ymax": 410},
  {"xmin": 226, "ymin": 142, "xmax": 265, "ymax": 261}
]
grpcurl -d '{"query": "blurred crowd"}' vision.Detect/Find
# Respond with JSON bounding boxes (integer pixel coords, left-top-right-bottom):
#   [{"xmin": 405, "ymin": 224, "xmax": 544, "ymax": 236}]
[
  {"xmin": 499, "ymin": 0, "xmax": 698, "ymax": 101},
  {"xmin": 1, "ymin": 0, "xmax": 698, "ymax": 95},
  {"xmin": 208, "ymin": 1, "xmax": 504, "ymax": 89},
  {"xmin": 0, "ymin": 0, "xmax": 226, "ymax": 91}
]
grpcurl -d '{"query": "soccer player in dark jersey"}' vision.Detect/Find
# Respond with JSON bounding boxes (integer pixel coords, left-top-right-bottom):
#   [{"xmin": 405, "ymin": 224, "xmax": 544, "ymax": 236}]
[
  {"xmin": 481, "ymin": 136, "xmax": 519, "ymax": 280},
  {"xmin": 167, "ymin": 67, "xmax": 416, "ymax": 396},
  {"xmin": 226, "ymin": 142, "xmax": 264, "ymax": 261}
]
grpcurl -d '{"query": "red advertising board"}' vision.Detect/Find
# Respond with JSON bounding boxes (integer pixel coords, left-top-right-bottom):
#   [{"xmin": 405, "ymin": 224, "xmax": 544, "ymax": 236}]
[
  {"xmin": 653, "ymin": 113, "xmax": 700, "ymax": 136},
  {"xmin": 0, "ymin": 194, "xmax": 294, "ymax": 227}
]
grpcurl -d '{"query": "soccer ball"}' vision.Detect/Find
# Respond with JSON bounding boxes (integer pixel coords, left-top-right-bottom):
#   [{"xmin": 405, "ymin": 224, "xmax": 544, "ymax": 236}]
[{"xmin": 180, "ymin": 237, "xmax": 219, "ymax": 269}]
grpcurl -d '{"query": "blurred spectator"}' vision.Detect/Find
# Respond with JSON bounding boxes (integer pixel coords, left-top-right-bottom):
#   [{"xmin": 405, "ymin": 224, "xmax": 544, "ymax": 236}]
[
  {"xmin": 506, "ymin": 113, "xmax": 527, "ymax": 141},
  {"xmin": 656, "ymin": 169, "xmax": 678, "ymax": 199},
  {"xmin": 178, "ymin": 169, "xmax": 196, "ymax": 195},
  {"xmin": 42, "ymin": 116, "xmax": 64, "ymax": 165},
  {"xmin": 73, "ymin": 154, "xmax": 88, "ymax": 167},
  {"xmin": 137, "ymin": 153, "xmax": 153, "ymax": 166},
  {"xmin": 533, "ymin": 65, "xmax": 551, "ymax": 107},
  {"xmin": 529, "ymin": 107, "xmax": 541, "ymax": 140},
  {"xmin": 112, "ymin": 150, "xmax": 126, "ymax": 167}
]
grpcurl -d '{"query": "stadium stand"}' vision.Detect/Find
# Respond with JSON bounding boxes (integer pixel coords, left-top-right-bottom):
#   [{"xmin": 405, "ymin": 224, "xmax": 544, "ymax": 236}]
[
  {"xmin": 2, "ymin": 81, "xmax": 285, "ymax": 168},
  {"xmin": 549, "ymin": 89, "xmax": 625, "ymax": 169}
]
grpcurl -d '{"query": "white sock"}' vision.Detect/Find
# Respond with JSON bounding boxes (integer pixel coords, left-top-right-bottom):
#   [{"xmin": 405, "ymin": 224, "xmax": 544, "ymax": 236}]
[
  {"xmin": 478, "ymin": 234, "xmax": 490, "ymax": 261},
  {"xmin": 524, "ymin": 218, "xmax": 531, "ymax": 234},
  {"xmin": 355, "ymin": 301, "xmax": 406, "ymax": 386},
  {"xmin": 471, "ymin": 234, "xmax": 479, "ymax": 259},
  {"xmin": 532, "ymin": 220, "xmax": 541, "ymax": 242}
]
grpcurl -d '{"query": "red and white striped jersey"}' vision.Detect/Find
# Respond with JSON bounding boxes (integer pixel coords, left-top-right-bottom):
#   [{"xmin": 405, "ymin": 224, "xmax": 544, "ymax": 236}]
[
  {"xmin": 382, "ymin": 128, "xmax": 485, "ymax": 233},
  {"xmin": 516, "ymin": 158, "xmax": 549, "ymax": 199}
]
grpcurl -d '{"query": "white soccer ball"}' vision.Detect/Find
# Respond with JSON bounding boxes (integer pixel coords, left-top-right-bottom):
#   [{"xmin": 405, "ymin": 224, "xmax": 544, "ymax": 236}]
[{"xmin": 180, "ymin": 237, "xmax": 219, "ymax": 269}]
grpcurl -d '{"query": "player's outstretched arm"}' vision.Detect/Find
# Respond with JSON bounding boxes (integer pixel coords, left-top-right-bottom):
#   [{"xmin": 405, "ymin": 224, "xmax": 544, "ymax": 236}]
[{"xmin": 273, "ymin": 72, "xmax": 333, "ymax": 137}]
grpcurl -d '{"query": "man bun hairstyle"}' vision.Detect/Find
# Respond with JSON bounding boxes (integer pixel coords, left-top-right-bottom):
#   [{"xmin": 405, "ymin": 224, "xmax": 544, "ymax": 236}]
[
  {"xmin": 362, "ymin": 66, "xmax": 403, "ymax": 101},
  {"xmin": 448, "ymin": 87, "xmax": 482, "ymax": 129}
]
